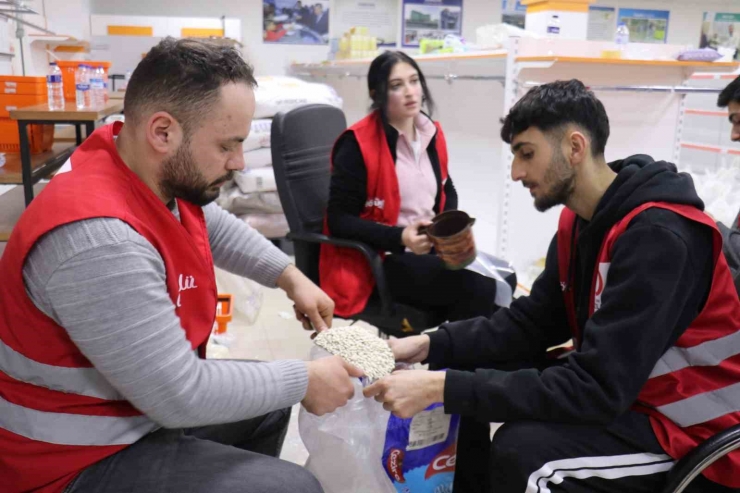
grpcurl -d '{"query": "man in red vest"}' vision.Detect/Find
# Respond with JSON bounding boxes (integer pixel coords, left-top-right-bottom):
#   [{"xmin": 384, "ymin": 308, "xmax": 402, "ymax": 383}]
[
  {"xmin": 366, "ymin": 79, "xmax": 740, "ymax": 492},
  {"xmin": 0, "ymin": 38, "xmax": 360, "ymax": 493}
]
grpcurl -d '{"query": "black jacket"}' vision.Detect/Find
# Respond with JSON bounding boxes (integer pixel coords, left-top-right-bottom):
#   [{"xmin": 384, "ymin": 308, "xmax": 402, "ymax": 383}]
[
  {"xmin": 717, "ymin": 211, "xmax": 740, "ymax": 296},
  {"xmin": 428, "ymin": 155, "xmax": 715, "ymax": 425},
  {"xmin": 326, "ymin": 113, "xmax": 458, "ymax": 254}
]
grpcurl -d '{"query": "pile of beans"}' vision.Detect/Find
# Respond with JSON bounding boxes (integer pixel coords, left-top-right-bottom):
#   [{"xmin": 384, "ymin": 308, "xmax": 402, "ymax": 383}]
[{"xmin": 313, "ymin": 326, "xmax": 396, "ymax": 380}]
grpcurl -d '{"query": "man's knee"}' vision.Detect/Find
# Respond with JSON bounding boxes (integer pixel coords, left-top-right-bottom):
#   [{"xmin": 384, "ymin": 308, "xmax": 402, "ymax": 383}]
[{"xmin": 489, "ymin": 422, "xmax": 549, "ymax": 484}]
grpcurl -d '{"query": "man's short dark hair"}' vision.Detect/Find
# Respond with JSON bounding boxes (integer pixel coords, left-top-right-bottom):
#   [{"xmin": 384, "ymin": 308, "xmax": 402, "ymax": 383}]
[
  {"xmin": 124, "ymin": 37, "xmax": 257, "ymax": 134},
  {"xmin": 718, "ymin": 75, "xmax": 740, "ymax": 108},
  {"xmin": 500, "ymin": 79, "xmax": 610, "ymax": 157}
]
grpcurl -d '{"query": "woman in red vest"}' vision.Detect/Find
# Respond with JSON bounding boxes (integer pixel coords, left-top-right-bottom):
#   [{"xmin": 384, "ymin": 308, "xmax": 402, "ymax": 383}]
[{"xmin": 319, "ymin": 51, "xmax": 499, "ymax": 322}]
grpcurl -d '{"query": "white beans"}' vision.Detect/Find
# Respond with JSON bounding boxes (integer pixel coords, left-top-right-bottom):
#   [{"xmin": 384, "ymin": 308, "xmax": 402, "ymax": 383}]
[{"xmin": 314, "ymin": 326, "xmax": 396, "ymax": 380}]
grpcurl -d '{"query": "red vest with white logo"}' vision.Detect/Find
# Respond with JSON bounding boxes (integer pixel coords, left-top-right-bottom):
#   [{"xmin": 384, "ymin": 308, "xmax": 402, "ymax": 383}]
[
  {"xmin": 319, "ymin": 111, "xmax": 448, "ymax": 317},
  {"xmin": 0, "ymin": 122, "xmax": 218, "ymax": 493},
  {"xmin": 557, "ymin": 202, "xmax": 740, "ymax": 487}
]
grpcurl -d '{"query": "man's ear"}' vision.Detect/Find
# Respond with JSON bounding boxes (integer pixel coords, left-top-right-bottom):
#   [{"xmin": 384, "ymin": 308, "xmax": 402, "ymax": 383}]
[
  {"xmin": 567, "ymin": 130, "xmax": 589, "ymax": 168},
  {"xmin": 145, "ymin": 111, "xmax": 183, "ymax": 155}
]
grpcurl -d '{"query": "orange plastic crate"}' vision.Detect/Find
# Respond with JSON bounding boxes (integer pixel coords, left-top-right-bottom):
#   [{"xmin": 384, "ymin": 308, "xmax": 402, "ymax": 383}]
[
  {"xmin": 57, "ymin": 60, "xmax": 112, "ymax": 102},
  {"xmin": 0, "ymin": 93, "xmax": 47, "ymax": 118},
  {"xmin": 0, "ymin": 118, "xmax": 54, "ymax": 154},
  {"xmin": 0, "ymin": 82, "xmax": 47, "ymax": 95}
]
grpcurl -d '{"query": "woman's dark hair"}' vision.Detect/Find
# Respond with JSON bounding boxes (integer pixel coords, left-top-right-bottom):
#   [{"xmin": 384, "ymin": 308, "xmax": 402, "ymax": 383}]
[{"xmin": 367, "ymin": 51, "xmax": 435, "ymax": 116}]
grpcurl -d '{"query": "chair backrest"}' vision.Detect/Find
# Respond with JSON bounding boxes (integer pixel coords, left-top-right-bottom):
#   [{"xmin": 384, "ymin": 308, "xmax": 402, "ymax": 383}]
[{"xmin": 271, "ymin": 104, "xmax": 348, "ymax": 283}]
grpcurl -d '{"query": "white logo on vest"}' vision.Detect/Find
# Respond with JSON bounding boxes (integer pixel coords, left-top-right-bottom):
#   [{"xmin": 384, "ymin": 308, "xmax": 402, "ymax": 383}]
[
  {"xmin": 593, "ymin": 262, "xmax": 611, "ymax": 312},
  {"xmin": 176, "ymin": 274, "xmax": 198, "ymax": 308},
  {"xmin": 364, "ymin": 198, "xmax": 385, "ymax": 209}
]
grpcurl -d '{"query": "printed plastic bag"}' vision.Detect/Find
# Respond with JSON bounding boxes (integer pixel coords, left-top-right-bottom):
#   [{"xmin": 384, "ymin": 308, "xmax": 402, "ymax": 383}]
[{"xmin": 299, "ymin": 347, "xmax": 460, "ymax": 493}]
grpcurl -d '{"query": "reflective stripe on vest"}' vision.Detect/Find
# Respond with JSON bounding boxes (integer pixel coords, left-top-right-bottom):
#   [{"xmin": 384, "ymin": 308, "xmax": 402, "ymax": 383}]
[
  {"xmin": 656, "ymin": 382, "xmax": 740, "ymax": 428},
  {"xmin": 0, "ymin": 337, "xmax": 124, "ymax": 400},
  {"xmin": 0, "ymin": 394, "xmax": 158, "ymax": 446},
  {"xmin": 649, "ymin": 330, "xmax": 740, "ymax": 379}
]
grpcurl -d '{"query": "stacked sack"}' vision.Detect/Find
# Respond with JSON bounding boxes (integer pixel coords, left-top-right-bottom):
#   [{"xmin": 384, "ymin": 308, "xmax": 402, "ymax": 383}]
[{"xmin": 217, "ymin": 76, "xmax": 343, "ymax": 239}]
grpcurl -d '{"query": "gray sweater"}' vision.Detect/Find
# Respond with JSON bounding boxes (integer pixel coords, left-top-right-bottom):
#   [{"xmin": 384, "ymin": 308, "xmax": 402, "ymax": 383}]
[{"xmin": 22, "ymin": 202, "xmax": 309, "ymax": 429}]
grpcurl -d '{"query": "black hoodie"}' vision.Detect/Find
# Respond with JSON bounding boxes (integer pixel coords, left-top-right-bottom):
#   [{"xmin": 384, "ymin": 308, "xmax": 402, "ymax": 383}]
[{"xmin": 428, "ymin": 155, "xmax": 716, "ymax": 425}]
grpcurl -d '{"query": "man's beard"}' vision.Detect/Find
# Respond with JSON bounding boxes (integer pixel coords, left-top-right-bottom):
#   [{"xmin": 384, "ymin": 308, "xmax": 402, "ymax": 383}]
[
  {"xmin": 532, "ymin": 149, "xmax": 575, "ymax": 212},
  {"xmin": 159, "ymin": 141, "xmax": 233, "ymax": 207}
]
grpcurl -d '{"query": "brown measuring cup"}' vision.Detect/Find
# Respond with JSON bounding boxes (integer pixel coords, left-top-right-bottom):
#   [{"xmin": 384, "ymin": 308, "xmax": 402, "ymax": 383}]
[{"xmin": 418, "ymin": 210, "xmax": 477, "ymax": 270}]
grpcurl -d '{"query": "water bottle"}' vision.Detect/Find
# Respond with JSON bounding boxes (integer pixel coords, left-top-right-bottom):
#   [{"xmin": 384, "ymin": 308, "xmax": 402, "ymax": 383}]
[
  {"xmin": 46, "ymin": 62, "xmax": 64, "ymax": 110},
  {"xmin": 122, "ymin": 70, "xmax": 132, "ymax": 91},
  {"xmin": 75, "ymin": 64, "xmax": 90, "ymax": 110},
  {"xmin": 90, "ymin": 66, "xmax": 105, "ymax": 108},
  {"xmin": 547, "ymin": 14, "xmax": 561, "ymax": 37},
  {"xmin": 102, "ymin": 67, "xmax": 109, "ymax": 102},
  {"xmin": 615, "ymin": 23, "xmax": 630, "ymax": 54}
]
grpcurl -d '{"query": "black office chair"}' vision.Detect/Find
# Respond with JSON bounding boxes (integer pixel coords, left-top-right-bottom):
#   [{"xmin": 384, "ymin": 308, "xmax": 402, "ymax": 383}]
[{"xmin": 659, "ymin": 423, "xmax": 740, "ymax": 493}]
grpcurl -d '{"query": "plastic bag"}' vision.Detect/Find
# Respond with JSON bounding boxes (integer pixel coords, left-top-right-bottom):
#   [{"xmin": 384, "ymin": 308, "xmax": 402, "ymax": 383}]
[
  {"xmin": 213, "ymin": 267, "xmax": 263, "ymax": 325},
  {"xmin": 300, "ymin": 347, "xmax": 395, "ymax": 493},
  {"xmin": 244, "ymin": 148, "xmax": 273, "ymax": 170},
  {"xmin": 465, "ymin": 251, "xmax": 515, "ymax": 308},
  {"xmin": 254, "ymin": 76, "xmax": 343, "ymax": 119},
  {"xmin": 299, "ymin": 347, "xmax": 460, "ymax": 493}
]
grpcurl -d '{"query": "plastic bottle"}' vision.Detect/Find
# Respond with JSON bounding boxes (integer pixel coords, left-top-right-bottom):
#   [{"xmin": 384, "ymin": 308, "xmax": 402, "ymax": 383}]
[
  {"xmin": 75, "ymin": 64, "xmax": 90, "ymax": 110},
  {"xmin": 101, "ymin": 66, "xmax": 109, "ymax": 102},
  {"xmin": 547, "ymin": 14, "xmax": 561, "ymax": 37},
  {"xmin": 90, "ymin": 66, "xmax": 105, "ymax": 108},
  {"xmin": 615, "ymin": 23, "xmax": 630, "ymax": 54},
  {"xmin": 46, "ymin": 62, "xmax": 64, "ymax": 111},
  {"xmin": 122, "ymin": 69, "xmax": 132, "ymax": 91}
]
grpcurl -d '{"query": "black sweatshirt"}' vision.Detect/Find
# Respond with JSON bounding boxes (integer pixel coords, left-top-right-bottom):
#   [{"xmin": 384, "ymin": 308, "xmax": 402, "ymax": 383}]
[
  {"xmin": 428, "ymin": 155, "xmax": 715, "ymax": 425},
  {"xmin": 326, "ymin": 113, "xmax": 458, "ymax": 254}
]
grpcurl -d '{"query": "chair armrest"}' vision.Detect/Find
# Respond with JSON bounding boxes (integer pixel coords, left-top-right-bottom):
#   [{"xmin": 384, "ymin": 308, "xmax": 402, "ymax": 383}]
[{"xmin": 287, "ymin": 231, "xmax": 394, "ymax": 316}]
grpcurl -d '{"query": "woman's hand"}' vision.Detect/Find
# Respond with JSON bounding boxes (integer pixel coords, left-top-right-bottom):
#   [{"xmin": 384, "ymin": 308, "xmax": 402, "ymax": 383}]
[{"xmin": 402, "ymin": 220, "xmax": 433, "ymax": 255}]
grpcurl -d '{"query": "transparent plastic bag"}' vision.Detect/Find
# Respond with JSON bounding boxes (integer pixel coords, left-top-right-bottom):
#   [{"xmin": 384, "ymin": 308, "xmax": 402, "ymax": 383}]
[
  {"xmin": 465, "ymin": 251, "xmax": 515, "ymax": 307},
  {"xmin": 299, "ymin": 347, "xmax": 395, "ymax": 493},
  {"xmin": 213, "ymin": 267, "xmax": 263, "ymax": 326},
  {"xmin": 299, "ymin": 347, "xmax": 460, "ymax": 493}
]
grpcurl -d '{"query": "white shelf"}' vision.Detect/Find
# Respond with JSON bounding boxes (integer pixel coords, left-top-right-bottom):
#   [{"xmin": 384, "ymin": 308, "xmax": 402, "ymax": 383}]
[{"xmin": 290, "ymin": 50, "xmax": 508, "ymax": 80}]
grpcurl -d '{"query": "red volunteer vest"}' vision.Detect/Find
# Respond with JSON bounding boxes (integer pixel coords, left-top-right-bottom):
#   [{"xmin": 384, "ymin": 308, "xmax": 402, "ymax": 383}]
[
  {"xmin": 557, "ymin": 202, "xmax": 740, "ymax": 487},
  {"xmin": 0, "ymin": 122, "xmax": 217, "ymax": 493},
  {"xmin": 319, "ymin": 111, "xmax": 448, "ymax": 317}
]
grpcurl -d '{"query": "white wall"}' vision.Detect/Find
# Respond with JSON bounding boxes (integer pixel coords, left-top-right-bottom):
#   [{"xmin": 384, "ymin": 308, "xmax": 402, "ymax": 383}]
[
  {"xmin": 90, "ymin": 0, "xmax": 502, "ymax": 75},
  {"xmin": 592, "ymin": 0, "xmax": 740, "ymax": 48}
]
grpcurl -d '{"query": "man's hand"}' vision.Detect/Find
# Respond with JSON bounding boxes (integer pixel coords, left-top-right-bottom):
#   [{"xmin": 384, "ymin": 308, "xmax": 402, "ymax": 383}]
[
  {"xmin": 363, "ymin": 370, "xmax": 445, "ymax": 419},
  {"xmin": 302, "ymin": 356, "xmax": 364, "ymax": 415},
  {"xmin": 388, "ymin": 334, "xmax": 431, "ymax": 364},
  {"xmin": 277, "ymin": 264, "xmax": 335, "ymax": 333},
  {"xmin": 402, "ymin": 221, "xmax": 433, "ymax": 255}
]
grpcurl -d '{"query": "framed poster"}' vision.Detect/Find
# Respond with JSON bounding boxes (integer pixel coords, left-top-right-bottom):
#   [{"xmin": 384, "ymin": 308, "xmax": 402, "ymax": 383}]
[
  {"xmin": 700, "ymin": 12, "xmax": 740, "ymax": 60},
  {"xmin": 617, "ymin": 8, "xmax": 669, "ymax": 44},
  {"xmin": 501, "ymin": 0, "xmax": 526, "ymax": 29},
  {"xmin": 587, "ymin": 6, "xmax": 616, "ymax": 41},
  {"xmin": 402, "ymin": 0, "xmax": 463, "ymax": 48},
  {"xmin": 263, "ymin": 0, "xmax": 329, "ymax": 45},
  {"xmin": 335, "ymin": 0, "xmax": 399, "ymax": 46}
]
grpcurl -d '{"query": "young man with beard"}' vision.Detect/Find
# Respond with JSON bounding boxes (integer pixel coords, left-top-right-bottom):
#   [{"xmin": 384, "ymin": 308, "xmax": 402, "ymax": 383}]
[
  {"xmin": 365, "ymin": 79, "xmax": 740, "ymax": 492},
  {"xmin": 0, "ymin": 38, "xmax": 359, "ymax": 493}
]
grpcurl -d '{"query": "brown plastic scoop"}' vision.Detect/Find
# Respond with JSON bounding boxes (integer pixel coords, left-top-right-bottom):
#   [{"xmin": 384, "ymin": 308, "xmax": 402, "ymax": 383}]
[{"xmin": 418, "ymin": 210, "xmax": 477, "ymax": 270}]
